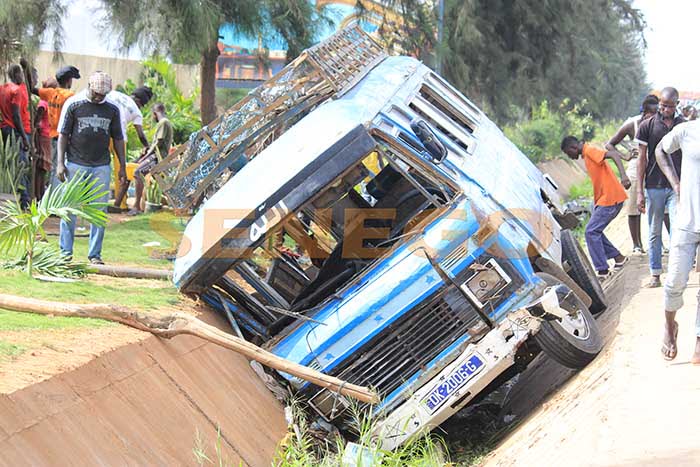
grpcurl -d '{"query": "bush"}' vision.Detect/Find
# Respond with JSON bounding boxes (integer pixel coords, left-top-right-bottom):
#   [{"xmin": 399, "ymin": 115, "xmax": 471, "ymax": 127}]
[
  {"xmin": 117, "ymin": 56, "xmax": 202, "ymax": 153},
  {"xmin": 503, "ymin": 100, "xmax": 622, "ymax": 163}
]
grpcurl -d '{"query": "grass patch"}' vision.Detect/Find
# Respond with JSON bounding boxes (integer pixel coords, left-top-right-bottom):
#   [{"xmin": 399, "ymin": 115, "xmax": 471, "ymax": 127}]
[
  {"xmin": 0, "ymin": 270, "xmax": 179, "ymax": 309},
  {"xmin": 69, "ymin": 211, "xmax": 186, "ymax": 268},
  {"xmin": 0, "ymin": 309, "xmax": 114, "ymax": 331},
  {"xmin": 569, "ymin": 178, "xmax": 593, "ymax": 200},
  {"xmin": 0, "ymin": 340, "xmax": 27, "ymax": 360}
]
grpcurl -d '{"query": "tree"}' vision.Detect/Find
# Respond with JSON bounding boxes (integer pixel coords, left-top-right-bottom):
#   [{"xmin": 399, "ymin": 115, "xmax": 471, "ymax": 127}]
[
  {"xmin": 99, "ymin": 0, "xmax": 329, "ymax": 125},
  {"xmin": 0, "ymin": 0, "xmax": 66, "ymax": 70},
  {"xmin": 361, "ymin": 0, "xmax": 647, "ymax": 124}
]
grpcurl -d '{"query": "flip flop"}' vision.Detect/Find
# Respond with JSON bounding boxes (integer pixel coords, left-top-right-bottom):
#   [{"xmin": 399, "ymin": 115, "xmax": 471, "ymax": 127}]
[{"xmin": 661, "ymin": 321, "xmax": 679, "ymax": 361}]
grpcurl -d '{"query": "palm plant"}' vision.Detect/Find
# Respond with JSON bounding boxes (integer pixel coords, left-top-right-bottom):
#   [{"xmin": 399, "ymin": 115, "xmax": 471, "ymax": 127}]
[
  {"xmin": 0, "ymin": 132, "xmax": 28, "ymax": 195},
  {"xmin": 0, "ymin": 175, "xmax": 108, "ymax": 277}
]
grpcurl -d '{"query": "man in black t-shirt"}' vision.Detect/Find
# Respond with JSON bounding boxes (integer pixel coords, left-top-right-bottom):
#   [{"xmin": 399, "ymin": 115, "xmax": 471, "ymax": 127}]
[
  {"xmin": 56, "ymin": 71, "xmax": 126, "ymax": 264},
  {"xmin": 636, "ymin": 86, "xmax": 685, "ymax": 287}
]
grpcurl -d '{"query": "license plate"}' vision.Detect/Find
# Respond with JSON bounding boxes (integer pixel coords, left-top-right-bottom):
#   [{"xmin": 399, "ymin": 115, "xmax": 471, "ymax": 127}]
[{"xmin": 422, "ymin": 354, "xmax": 484, "ymax": 413}]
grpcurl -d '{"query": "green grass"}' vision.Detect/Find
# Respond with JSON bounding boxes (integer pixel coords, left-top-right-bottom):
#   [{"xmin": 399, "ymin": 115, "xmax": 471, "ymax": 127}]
[
  {"xmin": 0, "ymin": 340, "xmax": 27, "ymax": 361},
  {"xmin": 69, "ymin": 211, "xmax": 186, "ymax": 268},
  {"xmin": 0, "ymin": 270, "xmax": 179, "ymax": 309}
]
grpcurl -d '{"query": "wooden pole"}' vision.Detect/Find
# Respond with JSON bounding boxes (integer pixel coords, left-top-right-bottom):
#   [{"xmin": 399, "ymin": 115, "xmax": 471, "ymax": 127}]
[
  {"xmin": 88, "ymin": 264, "xmax": 172, "ymax": 281},
  {"xmin": 0, "ymin": 293, "xmax": 379, "ymax": 404}
]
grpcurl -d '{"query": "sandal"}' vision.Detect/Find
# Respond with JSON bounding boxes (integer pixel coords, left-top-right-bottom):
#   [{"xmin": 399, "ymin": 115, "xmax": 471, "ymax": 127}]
[
  {"xmin": 613, "ymin": 256, "xmax": 628, "ymax": 271},
  {"xmin": 661, "ymin": 321, "xmax": 679, "ymax": 361},
  {"xmin": 645, "ymin": 276, "xmax": 662, "ymax": 288}
]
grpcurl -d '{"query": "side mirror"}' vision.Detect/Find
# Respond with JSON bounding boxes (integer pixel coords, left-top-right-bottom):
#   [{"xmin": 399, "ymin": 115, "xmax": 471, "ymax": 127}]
[{"xmin": 410, "ymin": 119, "xmax": 448, "ymax": 163}]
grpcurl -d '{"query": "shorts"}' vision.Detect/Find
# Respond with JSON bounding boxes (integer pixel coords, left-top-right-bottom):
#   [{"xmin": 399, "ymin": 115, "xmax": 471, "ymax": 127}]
[{"xmin": 134, "ymin": 153, "xmax": 158, "ymax": 181}]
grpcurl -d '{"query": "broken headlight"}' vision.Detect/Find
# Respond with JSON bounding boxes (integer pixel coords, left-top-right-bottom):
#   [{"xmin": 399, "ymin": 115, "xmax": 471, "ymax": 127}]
[{"xmin": 460, "ymin": 258, "xmax": 511, "ymax": 309}]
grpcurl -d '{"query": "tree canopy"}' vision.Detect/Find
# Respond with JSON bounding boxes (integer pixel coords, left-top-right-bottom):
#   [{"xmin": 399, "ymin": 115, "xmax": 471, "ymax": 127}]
[
  {"xmin": 361, "ymin": 0, "xmax": 648, "ymax": 124},
  {"xmin": 0, "ymin": 0, "xmax": 65, "ymax": 71},
  {"xmin": 99, "ymin": 0, "xmax": 330, "ymax": 124}
]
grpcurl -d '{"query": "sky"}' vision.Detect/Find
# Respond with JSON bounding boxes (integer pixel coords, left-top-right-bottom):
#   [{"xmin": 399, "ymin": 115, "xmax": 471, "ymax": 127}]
[
  {"xmin": 45, "ymin": 0, "xmax": 699, "ymax": 92},
  {"xmin": 634, "ymin": 0, "xmax": 700, "ymax": 91}
]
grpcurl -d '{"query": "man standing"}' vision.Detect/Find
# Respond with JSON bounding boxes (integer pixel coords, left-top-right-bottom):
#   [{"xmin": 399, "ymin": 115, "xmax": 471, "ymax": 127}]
[
  {"xmin": 124, "ymin": 103, "xmax": 173, "ymax": 215},
  {"xmin": 36, "ymin": 66, "xmax": 81, "ymax": 188},
  {"xmin": 561, "ymin": 136, "xmax": 630, "ymax": 279},
  {"xmin": 606, "ymin": 94, "xmax": 659, "ymax": 254},
  {"xmin": 655, "ymin": 120, "xmax": 700, "ymax": 362},
  {"xmin": 57, "ymin": 71, "xmax": 125, "ymax": 265},
  {"xmin": 107, "ymin": 86, "xmax": 152, "ymax": 212},
  {"xmin": 636, "ymin": 87, "xmax": 685, "ymax": 287},
  {"xmin": 0, "ymin": 64, "xmax": 31, "ymax": 207}
]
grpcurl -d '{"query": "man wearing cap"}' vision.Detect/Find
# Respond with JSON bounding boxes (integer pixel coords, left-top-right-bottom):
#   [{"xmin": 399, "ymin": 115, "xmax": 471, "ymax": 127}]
[
  {"xmin": 56, "ymin": 71, "xmax": 125, "ymax": 265},
  {"xmin": 107, "ymin": 85, "xmax": 152, "ymax": 212},
  {"xmin": 0, "ymin": 64, "xmax": 32, "ymax": 208},
  {"xmin": 33, "ymin": 65, "xmax": 80, "ymax": 187}
]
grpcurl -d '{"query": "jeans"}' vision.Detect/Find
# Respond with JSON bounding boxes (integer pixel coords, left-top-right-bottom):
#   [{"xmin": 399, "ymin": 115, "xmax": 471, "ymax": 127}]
[
  {"xmin": 59, "ymin": 161, "xmax": 110, "ymax": 259},
  {"xmin": 585, "ymin": 202, "xmax": 623, "ymax": 272},
  {"xmin": 646, "ymin": 187, "xmax": 677, "ymax": 275},
  {"xmin": 664, "ymin": 229, "xmax": 700, "ymax": 337},
  {"xmin": 1, "ymin": 127, "xmax": 30, "ymax": 208}
]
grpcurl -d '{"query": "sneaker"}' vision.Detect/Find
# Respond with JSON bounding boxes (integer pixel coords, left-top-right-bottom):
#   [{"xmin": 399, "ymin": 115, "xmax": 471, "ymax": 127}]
[
  {"xmin": 89, "ymin": 257, "xmax": 105, "ymax": 265},
  {"xmin": 663, "ymin": 246, "xmax": 670, "ymax": 255},
  {"xmin": 632, "ymin": 247, "xmax": 645, "ymax": 255},
  {"xmin": 597, "ymin": 270, "xmax": 611, "ymax": 282}
]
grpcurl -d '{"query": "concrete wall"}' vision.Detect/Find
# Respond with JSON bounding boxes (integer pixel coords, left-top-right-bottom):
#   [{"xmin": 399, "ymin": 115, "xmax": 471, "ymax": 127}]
[
  {"xmin": 34, "ymin": 51, "xmax": 199, "ymax": 96},
  {"xmin": 0, "ymin": 313, "xmax": 286, "ymax": 467}
]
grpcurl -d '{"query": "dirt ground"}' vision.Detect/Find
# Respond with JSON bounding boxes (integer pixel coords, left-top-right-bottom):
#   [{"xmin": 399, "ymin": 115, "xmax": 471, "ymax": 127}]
[{"xmin": 481, "ymin": 210, "xmax": 700, "ymax": 466}]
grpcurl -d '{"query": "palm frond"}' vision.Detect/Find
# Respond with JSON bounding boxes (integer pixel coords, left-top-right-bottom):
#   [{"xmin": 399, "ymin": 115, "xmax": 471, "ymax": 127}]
[
  {"xmin": 40, "ymin": 175, "xmax": 109, "ymax": 227},
  {"xmin": 2, "ymin": 243, "xmax": 89, "ymax": 278}
]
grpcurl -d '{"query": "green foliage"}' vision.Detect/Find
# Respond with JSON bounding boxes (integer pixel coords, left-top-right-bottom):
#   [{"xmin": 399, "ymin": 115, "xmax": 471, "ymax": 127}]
[
  {"xmin": 272, "ymin": 399, "xmax": 449, "ymax": 466},
  {"xmin": 145, "ymin": 177, "xmax": 163, "ymax": 204},
  {"xmin": 0, "ymin": 133, "xmax": 28, "ymax": 194},
  {"xmin": 569, "ymin": 179, "xmax": 594, "ymax": 200},
  {"xmin": 3, "ymin": 243, "xmax": 89, "ymax": 278},
  {"xmin": 503, "ymin": 100, "xmax": 620, "ymax": 163},
  {"xmin": 0, "ymin": 0, "xmax": 65, "ymax": 67},
  {"xmin": 215, "ymin": 88, "xmax": 250, "ymax": 112},
  {"xmin": 370, "ymin": 0, "xmax": 647, "ymax": 124},
  {"xmin": 118, "ymin": 56, "xmax": 201, "ymax": 149},
  {"xmin": 0, "ymin": 175, "xmax": 107, "ymax": 277}
]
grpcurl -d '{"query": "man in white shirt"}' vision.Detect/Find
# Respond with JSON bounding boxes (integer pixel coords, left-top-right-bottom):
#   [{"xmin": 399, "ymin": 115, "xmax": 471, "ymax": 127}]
[
  {"xmin": 107, "ymin": 86, "xmax": 152, "ymax": 211},
  {"xmin": 656, "ymin": 120, "xmax": 700, "ymax": 363}
]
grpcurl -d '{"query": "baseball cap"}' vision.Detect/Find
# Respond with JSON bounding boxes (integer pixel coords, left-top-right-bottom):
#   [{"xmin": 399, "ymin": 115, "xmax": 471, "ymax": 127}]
[
  {"xmin": 55, "ymin": 66, "xmax": 80, "ymax": 81},
  {"xmin": 88, "ymin": 71, "xmax": 113, "ymax": 95}
]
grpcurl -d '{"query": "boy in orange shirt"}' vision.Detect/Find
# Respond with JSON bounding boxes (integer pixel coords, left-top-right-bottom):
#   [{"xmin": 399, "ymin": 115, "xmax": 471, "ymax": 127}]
[{"xmin": 561, "ymin": 136, "xmax": 630, "ymax": 279}]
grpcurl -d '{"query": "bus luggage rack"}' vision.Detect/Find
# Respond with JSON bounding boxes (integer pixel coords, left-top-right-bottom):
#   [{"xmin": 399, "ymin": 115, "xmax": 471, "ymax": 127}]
[{"xmin": 150, "ymin": 25, "xmax": 386, "ymax": 212}]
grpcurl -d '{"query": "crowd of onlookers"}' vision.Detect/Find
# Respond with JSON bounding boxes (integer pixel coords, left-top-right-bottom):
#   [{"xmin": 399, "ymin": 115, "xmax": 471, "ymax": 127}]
[
  {"xmin": 0, "ymin": 62, "xmax": 173, "ymax": 265},
  {"xmin": 561, "ymin": 87, "xmax": 700, "ymax": 365}
]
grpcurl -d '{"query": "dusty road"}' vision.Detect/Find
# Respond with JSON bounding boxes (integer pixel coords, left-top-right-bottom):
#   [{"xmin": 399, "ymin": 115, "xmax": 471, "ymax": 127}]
[{"xmin": 482, "ymin": 217, "xmax": 700, "ymax": 466}]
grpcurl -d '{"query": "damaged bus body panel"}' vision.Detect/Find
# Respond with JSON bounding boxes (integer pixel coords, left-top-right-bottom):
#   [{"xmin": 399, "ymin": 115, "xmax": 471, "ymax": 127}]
[{"xmin": 173, "ymin": 30, "xmax": 604, "ymax": 450}]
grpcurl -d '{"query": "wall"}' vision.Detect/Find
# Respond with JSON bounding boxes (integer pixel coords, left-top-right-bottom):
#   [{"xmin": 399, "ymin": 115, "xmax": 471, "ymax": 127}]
[{"xmin": 34, "ymin": 51, "xmax": 199, "ymax": 96}]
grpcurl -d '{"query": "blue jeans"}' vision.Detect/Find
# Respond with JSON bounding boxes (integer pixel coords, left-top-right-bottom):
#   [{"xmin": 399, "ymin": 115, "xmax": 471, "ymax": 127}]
[
  {"xmin": 59, "ymin": 161, "xmax": 110, "ymax": 259},
  {"xmin": 585, "ymin": 202, "xmax": 623, "ymax": 272},
  {"xmin": 664, "ymin": 229, "xmax": 700, "ymax": 337},
  {"xmin": 646, "ymin": 187, "xmax": 677, "ymax": 276}
]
